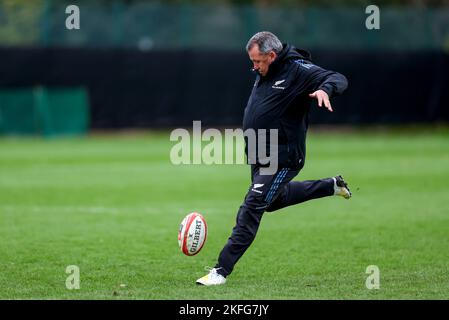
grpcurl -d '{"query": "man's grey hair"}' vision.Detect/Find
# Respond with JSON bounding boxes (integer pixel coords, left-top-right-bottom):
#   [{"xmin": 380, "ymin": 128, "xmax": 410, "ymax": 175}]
[{"xmin": 246, "ymin": 31, "xmax": 283, "ymax": 55}]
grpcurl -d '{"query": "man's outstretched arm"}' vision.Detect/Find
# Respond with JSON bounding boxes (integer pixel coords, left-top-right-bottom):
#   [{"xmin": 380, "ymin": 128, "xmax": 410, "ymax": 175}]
[
  {"xmin": 316, "ymin": 71, "xmax": 348, "ymax": 97},
  {"xmin": 295, "ymin": 62, "xmax": 348, "ymax": 112}
]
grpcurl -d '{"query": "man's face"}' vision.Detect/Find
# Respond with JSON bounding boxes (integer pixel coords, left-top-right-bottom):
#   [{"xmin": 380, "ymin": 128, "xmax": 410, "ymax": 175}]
[{"xmin": 248, "ymin": 44, "xmax": 277, "ymax": 77}]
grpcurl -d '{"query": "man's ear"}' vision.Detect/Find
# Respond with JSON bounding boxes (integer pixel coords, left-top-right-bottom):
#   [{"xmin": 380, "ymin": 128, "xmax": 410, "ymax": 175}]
[{"xmin": 269, "ymin": 51, "xmax": 277, "ymax": 62}]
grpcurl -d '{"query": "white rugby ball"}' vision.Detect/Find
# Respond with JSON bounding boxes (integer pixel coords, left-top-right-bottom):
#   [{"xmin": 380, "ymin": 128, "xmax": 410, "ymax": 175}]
[{"xmin": 178, "ymin": 212, "xmax": 207, "ymax": 256}]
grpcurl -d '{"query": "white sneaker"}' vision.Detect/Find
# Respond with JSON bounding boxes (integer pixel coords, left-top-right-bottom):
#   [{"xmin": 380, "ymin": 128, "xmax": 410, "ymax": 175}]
[
  {"xmin": 196, "ymin": 267, "xmax": 226, "ymax": 286},
  {"xmin": 333, "ymin": 175, "xmax": 352, "ymax": 199}
]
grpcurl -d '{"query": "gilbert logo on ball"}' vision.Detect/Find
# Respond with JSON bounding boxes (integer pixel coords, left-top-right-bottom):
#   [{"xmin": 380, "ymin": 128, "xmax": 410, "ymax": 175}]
[{"xmin": 178, "ymin": 212, "xmax": 207, "ymax": 256}]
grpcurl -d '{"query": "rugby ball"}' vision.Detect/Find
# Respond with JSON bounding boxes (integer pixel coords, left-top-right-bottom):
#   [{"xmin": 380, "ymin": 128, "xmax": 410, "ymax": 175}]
[{"xmin": 178, "ymin": 212, "xmax": 207, "ymax": 256}]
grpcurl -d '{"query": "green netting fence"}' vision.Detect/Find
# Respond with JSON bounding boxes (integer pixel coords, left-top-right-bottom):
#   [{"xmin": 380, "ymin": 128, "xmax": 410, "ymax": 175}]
[
  {"xmin": 0, "ymin": 1, "xmax": 449, "ymax": 50},
  {"xmin": 0, "ymin": 87, "xmax": 89, "ymax": 137}
]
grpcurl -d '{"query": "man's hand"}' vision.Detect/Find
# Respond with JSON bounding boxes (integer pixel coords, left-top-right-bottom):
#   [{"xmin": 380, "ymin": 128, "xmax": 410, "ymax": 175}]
[{"xmin": 309, "ymin": 89, "xmax": 333, "ymax": 112}]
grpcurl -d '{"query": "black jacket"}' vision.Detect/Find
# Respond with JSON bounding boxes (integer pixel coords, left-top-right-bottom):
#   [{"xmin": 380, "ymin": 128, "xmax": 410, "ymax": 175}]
[{"xmin": 243, "ymin": 43, "xmax": 348, "ymax": 170}]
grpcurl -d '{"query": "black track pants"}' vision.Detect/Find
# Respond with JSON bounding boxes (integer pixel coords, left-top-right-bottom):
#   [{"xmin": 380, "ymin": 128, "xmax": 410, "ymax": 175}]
[{"xmin": 215, "ymin": 165, "xmax": 334, "ymax": 277}]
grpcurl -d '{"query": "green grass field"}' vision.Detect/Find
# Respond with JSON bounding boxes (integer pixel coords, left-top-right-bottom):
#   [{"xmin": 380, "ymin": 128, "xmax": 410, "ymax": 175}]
[{"xmin": 1, "ymin": 127, "xmax": 449, "ymax": 299}]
